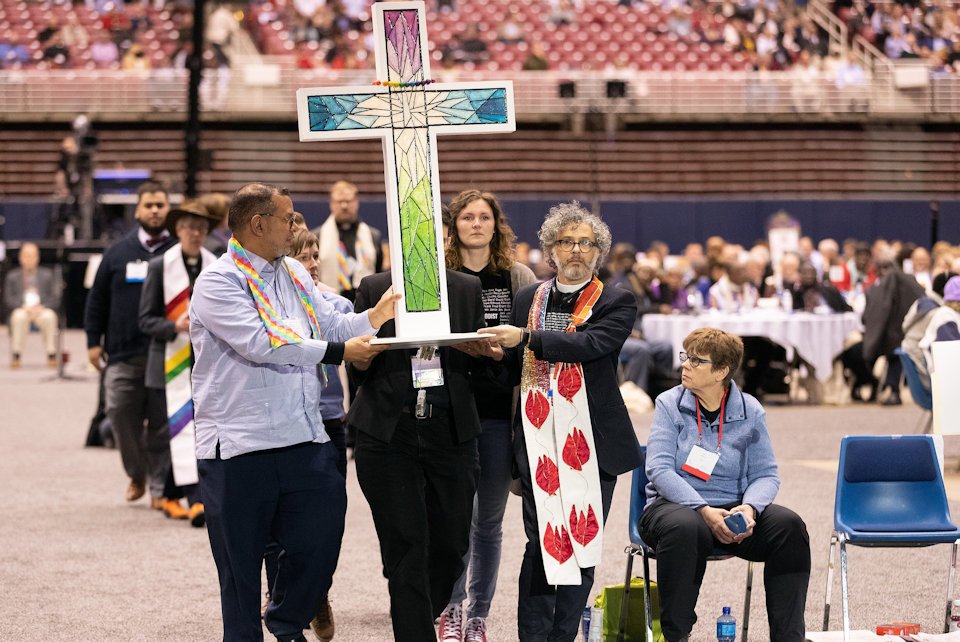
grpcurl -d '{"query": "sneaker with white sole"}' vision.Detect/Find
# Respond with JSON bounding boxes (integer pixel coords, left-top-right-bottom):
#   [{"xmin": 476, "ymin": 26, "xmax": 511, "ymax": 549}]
[
  {"xmin": 437, "ymin": 603, "xmax": 463, "ymax": 642},
  {"xmin": 464, "ymin": 617, "xmax": 487, "ymax": 642}
]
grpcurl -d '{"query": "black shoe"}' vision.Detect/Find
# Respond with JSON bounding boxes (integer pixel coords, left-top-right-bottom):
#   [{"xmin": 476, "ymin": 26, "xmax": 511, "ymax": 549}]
[
  {"xmin": 881, "ymin": 393, "xmax": 902, "ymax": 406},
  {"xmin": 852, "ymin": 380, "xmax": 879, "ymax": 403}
]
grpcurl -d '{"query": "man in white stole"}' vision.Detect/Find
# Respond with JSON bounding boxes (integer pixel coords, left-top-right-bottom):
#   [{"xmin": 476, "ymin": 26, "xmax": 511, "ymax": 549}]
[
  {"xmin": 139, "ymin": 201, "xmax": 217, "ymax": 524},
  {"xmin": 312, "ymin": 180, "xmax": 382, "ymax": 303},
  {"xmin": 481, "ymin": 203, "xmax": 641, "ymax": 641}
]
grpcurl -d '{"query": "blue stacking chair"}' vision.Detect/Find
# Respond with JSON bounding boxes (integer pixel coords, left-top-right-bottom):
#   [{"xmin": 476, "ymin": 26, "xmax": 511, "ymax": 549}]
[
  {"xmin": 894, "ymin": 348, "xmax": 933, "ymax": 434},
  {"xmin": 619, "ymin": 447, "xmax": 755, "ymax": 642},
  {"xmin": 822, "ymin": 435, "xmax": 960, "ymax": 642}
]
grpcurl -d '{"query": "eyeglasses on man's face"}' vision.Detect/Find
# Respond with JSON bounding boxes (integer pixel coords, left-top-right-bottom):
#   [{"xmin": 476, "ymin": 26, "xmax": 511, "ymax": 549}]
[
  {"xmin": 263, "ymin": 212, "xmax": 298, "ymax": 229},
  {"xmin": 679, "ymin": 352, "xmax": 713, "ymax": 368},
  {"xmin": 556, "ymin": 239, "xmax": 598, "ymax": 252}
]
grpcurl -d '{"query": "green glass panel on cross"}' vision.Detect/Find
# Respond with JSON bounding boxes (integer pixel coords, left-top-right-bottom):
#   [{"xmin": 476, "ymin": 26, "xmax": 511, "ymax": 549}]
[{"xmin": 296, "ymin": 0, "xmax": 515, "ymax": 340}]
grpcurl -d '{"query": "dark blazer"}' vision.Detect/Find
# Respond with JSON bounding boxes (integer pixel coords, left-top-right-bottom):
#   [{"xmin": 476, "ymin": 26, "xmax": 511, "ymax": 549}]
[
  {"xmin": 84, "ymin": 229, "xmax": 176, "ymax": 365},
  {"xmin": 862, "ymin": 268, "xmax": 924, "ymax": 363},
  {"xmin": 138, "ymin": 254, "xmax": 179, "ymax": 390},
  {"xmin": 347, "ymin": 270, "xmax": 486, "ymax": 444},
  {"xmin": 4, "ymin": 266, "xmax": 60, "ymax": 320},
  {"xmin": 791, "ymin": 282, "xmax": 852, "ymax": 313},
  {"xmin": 508, "ymin": 281, "xmax": 642, "ymax": 477}
]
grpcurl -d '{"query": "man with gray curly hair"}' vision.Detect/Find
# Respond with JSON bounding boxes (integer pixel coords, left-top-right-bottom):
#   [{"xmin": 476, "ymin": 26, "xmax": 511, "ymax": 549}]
[
  {"xmin": 481, "ymin": 202, "xmax": 640, "ymax": 641},
  {"xmin": 537, "ymin": 201, "xmax": 613, "ymax": 282}
]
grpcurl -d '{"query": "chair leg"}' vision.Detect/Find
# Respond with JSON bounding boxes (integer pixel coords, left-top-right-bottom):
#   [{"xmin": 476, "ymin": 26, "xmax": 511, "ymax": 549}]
[
  {"xmin": 840, "ymin": 537, "xmax": 851, "ymax": 642},
  {"xmin": 945, "ymin": 540, "xmax": 959, "ymax": 633},
  {"xmin": 823, "ymin": 533, "xmax": 837, "ymax": 630},
  {"xmin": 618, "ymin": 548, "xmax": 636, "ymax": 642},
  {"xmin": 742, "ymin": 561, "xmax": 754, "ymax": 642},
  {"xmin": 643, "ymin": 550, "xmax": 655, "ymax": 642}
]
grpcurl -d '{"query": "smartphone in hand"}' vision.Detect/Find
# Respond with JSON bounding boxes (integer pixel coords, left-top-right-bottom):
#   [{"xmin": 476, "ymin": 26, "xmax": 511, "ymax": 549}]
[{"xmin": 724, "ymin": 511, "xmax": 748, "ymax": 535}]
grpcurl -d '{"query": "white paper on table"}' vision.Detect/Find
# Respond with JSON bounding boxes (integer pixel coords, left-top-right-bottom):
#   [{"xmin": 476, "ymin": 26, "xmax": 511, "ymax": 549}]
[
  {"xmin": 769, "ymin": 227, "xmax": 800, "ymax": 271},
  {"xmin": 804, "ymin": 632, "xmax": 902, "ymax": 641},
  {"xmin": 932, "ymin": 341, "xmax": 960, "ymax": 435},
  {"xmin": 913, "ymin": 632, "xmax": 960, "ymax": 640}
]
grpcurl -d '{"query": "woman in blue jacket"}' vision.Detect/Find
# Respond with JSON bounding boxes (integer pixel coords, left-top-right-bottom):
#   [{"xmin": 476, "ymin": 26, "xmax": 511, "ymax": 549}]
[{"xmin": 641, "ymin": 327, "xmax": 810, "ymax": 642}]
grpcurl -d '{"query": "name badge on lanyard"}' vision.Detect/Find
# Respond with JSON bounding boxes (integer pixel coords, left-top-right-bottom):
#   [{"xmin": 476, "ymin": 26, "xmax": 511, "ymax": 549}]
[
  {"xmin": 681, "ymin": 390, "xmax": 728, "ymax": 482},
  {"xmin": 411, "ymin": 345, "xmax": 443, "ymax": 389},
  {"xmin": 125, "ymin": 260, "xmax": 148, "ymax": 283}
]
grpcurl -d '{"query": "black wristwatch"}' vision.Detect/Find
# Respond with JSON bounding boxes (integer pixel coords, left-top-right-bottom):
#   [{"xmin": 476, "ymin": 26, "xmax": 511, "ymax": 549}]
[{"xmin": 520, "ymin": 328, "xmax": 530, "ymax": 347}]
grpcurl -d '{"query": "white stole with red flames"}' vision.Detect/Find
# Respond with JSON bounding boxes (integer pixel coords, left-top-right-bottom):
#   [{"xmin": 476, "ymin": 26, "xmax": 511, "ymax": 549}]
[{"xmin": 520, "ymin": 277, "xmax": 604, "ymax": 585}]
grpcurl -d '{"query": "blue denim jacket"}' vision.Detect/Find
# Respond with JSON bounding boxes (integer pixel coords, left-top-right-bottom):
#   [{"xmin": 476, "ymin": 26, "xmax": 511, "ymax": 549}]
[{"xmin": 645, "ymin": 381, "xmax": 780, "ymax": 514}]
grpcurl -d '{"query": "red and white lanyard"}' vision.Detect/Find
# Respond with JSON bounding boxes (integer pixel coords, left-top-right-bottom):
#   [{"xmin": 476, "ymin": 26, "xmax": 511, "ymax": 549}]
[{"xmin": 695, "ymin": 388, "xmax": 728, "ymax": 453}]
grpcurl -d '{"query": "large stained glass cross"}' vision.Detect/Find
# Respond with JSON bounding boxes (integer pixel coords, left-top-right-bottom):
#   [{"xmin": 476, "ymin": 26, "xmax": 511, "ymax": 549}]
[{"xmin": 296, "ymin": 1, "xmax": 515, "ymax": 340}]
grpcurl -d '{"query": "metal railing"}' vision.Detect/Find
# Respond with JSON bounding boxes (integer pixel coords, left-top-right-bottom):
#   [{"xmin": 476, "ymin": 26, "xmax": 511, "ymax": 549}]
[
  {"xmin": 0, "ymin": 66, "xmax": 958, "ymax": 121},
  {"xmin": 807, "ymin": 0, "xmax": 848, "ymax": 57}
]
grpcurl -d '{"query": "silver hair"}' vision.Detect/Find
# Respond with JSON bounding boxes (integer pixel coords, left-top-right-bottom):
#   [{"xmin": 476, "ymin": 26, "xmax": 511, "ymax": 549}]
[{"xmin": 538, "ymin": 201, "xmax": 612, "ymax": 271}]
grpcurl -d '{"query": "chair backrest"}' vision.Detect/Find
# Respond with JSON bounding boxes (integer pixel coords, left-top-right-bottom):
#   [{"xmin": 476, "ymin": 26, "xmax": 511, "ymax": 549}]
[
  {"xmin": 835, "ymin": 435, "xmax": 955, "ymax": 534},
  {"xmin": 628, "ymin": 447, "xmax": 649, "ymax": 547},
  {"xmin": 895, "ymin": 348, "xmax": 933, "ymax": 411}
]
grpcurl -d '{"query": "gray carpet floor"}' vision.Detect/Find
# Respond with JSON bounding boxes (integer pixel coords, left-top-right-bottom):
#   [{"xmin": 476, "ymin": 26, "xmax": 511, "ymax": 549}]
[{"xmin": 2, "ymin": 329, "xmax": 958, "ymax": 641}]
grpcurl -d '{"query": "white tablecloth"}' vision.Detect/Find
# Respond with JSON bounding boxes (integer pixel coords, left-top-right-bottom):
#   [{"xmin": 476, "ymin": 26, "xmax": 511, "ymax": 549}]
[{"xmin": 641, "ymin": 311, "xmax": 862, "ymax": 383}]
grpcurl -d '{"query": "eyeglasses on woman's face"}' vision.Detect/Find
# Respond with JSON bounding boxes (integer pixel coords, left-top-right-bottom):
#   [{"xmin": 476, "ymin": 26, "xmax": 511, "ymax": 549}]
[{"xmin": 679, "ymin": 352, "xmax": 713, "ymax": 368}]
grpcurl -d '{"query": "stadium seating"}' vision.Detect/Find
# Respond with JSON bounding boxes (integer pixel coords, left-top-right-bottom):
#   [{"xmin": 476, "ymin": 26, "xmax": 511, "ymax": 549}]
[{"xmin": 246, "ymin": 0, "xmax": 757, "ymax": 72}]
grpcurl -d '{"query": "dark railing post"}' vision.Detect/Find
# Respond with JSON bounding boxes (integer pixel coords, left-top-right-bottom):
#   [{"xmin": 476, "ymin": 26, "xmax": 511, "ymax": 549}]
[
  {"xmin": 931, "ymin": 200, "xmax": 940, "ymax": 249},
  {"xmin": 185, "ymin": 0, "xmax": 206, "ymax": 198}
]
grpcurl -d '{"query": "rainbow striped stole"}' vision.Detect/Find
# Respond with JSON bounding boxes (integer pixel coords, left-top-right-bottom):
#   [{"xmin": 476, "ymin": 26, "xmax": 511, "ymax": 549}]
[
  {"xmin": 162, "ymin": 244, "xmax": 214, "ymax": 486},
  {"xmin": 337, "ymin": 241, "xmax": 351, "ymax": 291},
  {"xmin": 228, "ymin": 236, "xmax": 323, "ymax": 348}
]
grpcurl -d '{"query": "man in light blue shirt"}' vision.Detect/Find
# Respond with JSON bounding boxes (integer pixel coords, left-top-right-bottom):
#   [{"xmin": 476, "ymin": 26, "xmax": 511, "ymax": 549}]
[{"xmin": 189, "ymin": 182, "xmax": 399, "ymax": 642}]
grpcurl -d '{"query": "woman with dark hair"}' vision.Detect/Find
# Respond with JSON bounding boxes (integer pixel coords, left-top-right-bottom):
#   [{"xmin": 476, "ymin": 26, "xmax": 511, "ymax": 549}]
[
  {"xmin": 437, "ymin": 189, "xmax": 537, "ymax": 642},
  {"xmin": 642, "ymin": 327, "xmax": 810, "ymax": 642}
]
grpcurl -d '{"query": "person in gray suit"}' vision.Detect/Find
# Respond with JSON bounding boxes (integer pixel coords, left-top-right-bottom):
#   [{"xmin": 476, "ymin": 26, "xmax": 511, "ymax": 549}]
[{"xmin": 5, "ymin": 242, "xmax": 60, "ymax": 368}]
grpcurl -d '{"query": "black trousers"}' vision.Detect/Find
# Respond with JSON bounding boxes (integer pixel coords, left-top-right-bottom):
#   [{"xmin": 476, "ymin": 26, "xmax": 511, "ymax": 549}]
[
  {"xmin": 354, "ymin": 412, "xmax": 479, "ymax": 642},
  {"xmin": 324, "ymin": 417, "xmax": 348, "ymax": 480},
  {"xmin": 199, "ymin": 441, "xmax": 346, "ymax": 642},
  {"xmin": 882, "ymin": 349, "xmax": 904, "ymax": 392},
  {"xmin": 515, "ymin": 428, "xmax": 618, "ymax": 642},
  {"xmin": 639, "ymin": 499, "xmax": 810, "ymax": 642}
]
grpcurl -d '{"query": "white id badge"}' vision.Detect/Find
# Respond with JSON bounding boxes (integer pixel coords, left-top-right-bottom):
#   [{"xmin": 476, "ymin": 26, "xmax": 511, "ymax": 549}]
[
  {"xmin": 283, "ymin": 318, "xmax": 308, "ymax": 339},
  {"xmin": 681, "ymin": 445, "xmax": 720, "ymax": 481},
  {"xmin": 411, "ymin": 346, "xmax": 443, "ymax": 388},
  {"xmin": 125, "ymin": 261, "xmax": 148, "ymax": 283}
]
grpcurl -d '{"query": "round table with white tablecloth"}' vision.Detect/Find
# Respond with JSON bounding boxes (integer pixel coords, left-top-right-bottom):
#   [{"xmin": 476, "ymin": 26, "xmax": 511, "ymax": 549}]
[{"xmin": 640, "ymin": 311, "xmax": 862, "ymax": 383}]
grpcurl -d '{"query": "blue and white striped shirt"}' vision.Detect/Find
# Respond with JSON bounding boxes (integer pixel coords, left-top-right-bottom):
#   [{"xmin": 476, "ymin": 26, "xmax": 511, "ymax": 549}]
[{"xmin": 189, "ymin": 251, "xmax": 376, "ymax": 459}]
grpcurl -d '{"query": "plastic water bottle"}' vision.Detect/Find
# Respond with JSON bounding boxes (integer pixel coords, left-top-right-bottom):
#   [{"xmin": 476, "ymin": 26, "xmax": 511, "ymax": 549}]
[
  {"xmin": 780, "ymin": 289, "xmax": 793, "ymax": 314},
  {"xmin": 717, "ymin": 606, "xmax": 736, "ymax": 642},
  {"xmin": 581, "ymin": 606, "xmax": 591, "ymax": 641},
  {"xmin": 588, "ymin": 606, "xmax": 603, "ymax": 642}
]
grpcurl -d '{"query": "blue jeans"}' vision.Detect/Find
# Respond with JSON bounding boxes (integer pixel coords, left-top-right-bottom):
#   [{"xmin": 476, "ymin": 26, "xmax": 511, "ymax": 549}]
[{"xmin": 448, "ymin": 418, "xmax": 513, "ymax": 619}]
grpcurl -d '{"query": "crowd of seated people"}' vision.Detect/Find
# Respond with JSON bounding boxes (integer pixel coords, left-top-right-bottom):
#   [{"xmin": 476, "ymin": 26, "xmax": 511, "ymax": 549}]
[
  {"xmin": 249, "ymin": 0, "xmax": 837, "ymax": 73},
  {"xmin": 564, "ymin": 232, "xmax": 960, "ymax": 406},
  {"xmin": 3, "ymin": 0, "xmax": 956, "ymax": 78},
  {"xmin": 834, "ymin": 0, "xmax": 960, "ymax": 73},
  {"xmin": 0, "ymin": 0, "xmax": 236, "ymax": 72}
]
